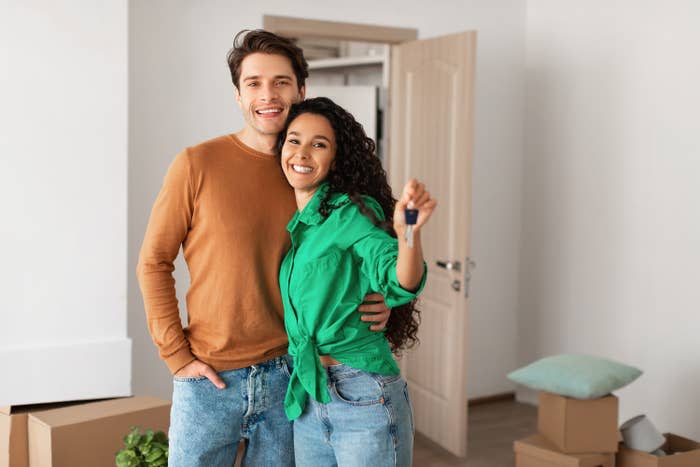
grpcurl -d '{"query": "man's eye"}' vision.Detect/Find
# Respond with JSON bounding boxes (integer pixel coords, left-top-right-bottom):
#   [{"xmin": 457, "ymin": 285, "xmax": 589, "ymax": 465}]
[
  {"xmin": 248, "ymin": 82, "xmax": 258, "ymax": 87},
  {"xmin": 276, "ymin": 80, "xmax": 290, "ymax": 86}
]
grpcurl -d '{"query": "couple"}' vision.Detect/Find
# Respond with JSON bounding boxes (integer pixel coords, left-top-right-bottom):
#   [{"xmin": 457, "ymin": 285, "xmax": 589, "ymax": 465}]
[{"xmin": 137, "ymin": 29, "xmax": 436, "ymax": 467}]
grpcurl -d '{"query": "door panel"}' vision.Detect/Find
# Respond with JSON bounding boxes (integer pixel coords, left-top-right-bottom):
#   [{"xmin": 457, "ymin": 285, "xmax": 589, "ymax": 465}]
[{"xmin": 389, "ymin": 31, "xmax": 476, "ymax": 457}]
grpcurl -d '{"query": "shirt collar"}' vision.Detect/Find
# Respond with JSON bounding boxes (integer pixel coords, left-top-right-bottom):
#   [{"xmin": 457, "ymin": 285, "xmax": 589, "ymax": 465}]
[{"xmin": 287, "ymin": 183, "xmax": 350, "ymax": 232}]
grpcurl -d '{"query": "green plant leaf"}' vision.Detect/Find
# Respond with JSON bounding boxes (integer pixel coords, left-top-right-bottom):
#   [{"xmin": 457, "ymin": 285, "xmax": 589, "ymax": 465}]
[
  {"xmin": 116, "ymin": 426, "xmax": 168, "ymax": 467},
  {"xmin": 145, "ymin": 449, "xmax": 163, "ymax": 463},
  {"xmin": 115, "ymin": 449, "xmax": 140, "ymax": 467},
  {"xmin": 138, "ymin": 443, "xmax": 151, "ymax": 456},
  {"xmin": 153, "ymin": 431, "xmax": 168, "ymax": 444},
  {"xmin": 124, "ymin": 427, "xmax": 142, "ymax": 449},
  {"xmin": 153, "ymin": 441, "xmax": 167, "ymax": 450}
]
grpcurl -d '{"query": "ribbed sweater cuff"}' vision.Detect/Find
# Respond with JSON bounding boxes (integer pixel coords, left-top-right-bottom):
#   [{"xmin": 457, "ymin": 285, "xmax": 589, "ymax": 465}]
[{"xmin": 165, "ymin": 347, "xmax": 196, "ymax": 374}]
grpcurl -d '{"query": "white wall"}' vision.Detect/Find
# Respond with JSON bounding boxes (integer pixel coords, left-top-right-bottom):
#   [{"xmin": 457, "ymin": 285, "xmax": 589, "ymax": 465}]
[
  {"xmin": 128, "ymin": 0, "xmax": 525, "ymax": 400},
  {"xmin": 0, "ymin": 1, "xmax": 131, "ymax": 405},
  {"xmin": 521, "ymin": 0, "xmax": 700, "ymax": 438}
]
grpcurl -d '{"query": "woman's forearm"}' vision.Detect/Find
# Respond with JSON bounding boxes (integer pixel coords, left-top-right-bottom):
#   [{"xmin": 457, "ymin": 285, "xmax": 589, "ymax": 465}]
[{"xmin": 396, "ymin": 230, "xmax": 425, "ymax": 292}]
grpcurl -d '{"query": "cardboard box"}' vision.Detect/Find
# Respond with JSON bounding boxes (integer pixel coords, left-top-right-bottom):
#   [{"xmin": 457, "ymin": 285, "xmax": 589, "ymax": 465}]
[
  {"xmin": 538, "ymin": 392, "xmax": 619, "ymax": 454},
  {"xmin": 515, "ymin": 434, "xmax": 615, "ymax": 467},
  {"xmin": 1, "ymin": 401, "xmax": 95, "ymax": 467},
  {"xmin": 27, "ymin": 396, "xmax": 170, "ymax": 467},
  {"xmin": 616, "ymin": 433, "xmax": 700, "ymax": 467},
  {"xmin": 0, "ymin": 406, "xmax": 28, "ymax": 467}
]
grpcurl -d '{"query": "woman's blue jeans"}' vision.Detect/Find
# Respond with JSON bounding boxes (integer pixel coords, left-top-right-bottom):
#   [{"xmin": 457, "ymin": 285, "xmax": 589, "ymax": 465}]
[
  {"xmin": 167, "ymin": 355, "xmax": 294, "ymax": 467},
  {"xmin": 293, "ymin": 364, "xmax": 415, "ymax": 467}
]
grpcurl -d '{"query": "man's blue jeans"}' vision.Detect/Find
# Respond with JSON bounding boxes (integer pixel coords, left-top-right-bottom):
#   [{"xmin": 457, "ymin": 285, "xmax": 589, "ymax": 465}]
[
  {"xmin": 168, "ymin": 355, "xmax": 294, "ymax": 467},
  {"xmin": 293, "ymin": 364, "xmax": 414, "ymax": 467}
]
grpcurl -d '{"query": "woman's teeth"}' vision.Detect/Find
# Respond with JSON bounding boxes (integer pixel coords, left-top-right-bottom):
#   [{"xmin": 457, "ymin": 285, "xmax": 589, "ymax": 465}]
[{"xmin": 292, "ymin": 165, "xmax": 313, "ymax": 174}]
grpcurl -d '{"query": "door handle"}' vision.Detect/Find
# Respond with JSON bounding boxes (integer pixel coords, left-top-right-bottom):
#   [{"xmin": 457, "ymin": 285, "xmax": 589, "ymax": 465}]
[{"xmin": 436, "ymin": 260, "xmax": 461, "ymax": 272}]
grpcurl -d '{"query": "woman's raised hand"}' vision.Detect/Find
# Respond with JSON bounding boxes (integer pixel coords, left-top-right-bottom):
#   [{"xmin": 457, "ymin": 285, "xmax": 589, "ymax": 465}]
[{"xmin": 393, "ymin": 179, "xmax": 437, "ymax": 234}]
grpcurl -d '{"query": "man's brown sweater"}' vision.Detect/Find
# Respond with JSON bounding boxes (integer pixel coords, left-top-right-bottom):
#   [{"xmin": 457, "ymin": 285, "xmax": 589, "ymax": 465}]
[{"xmin": 137, "ymin": 134, "xmax": 297, "ymax": 373}]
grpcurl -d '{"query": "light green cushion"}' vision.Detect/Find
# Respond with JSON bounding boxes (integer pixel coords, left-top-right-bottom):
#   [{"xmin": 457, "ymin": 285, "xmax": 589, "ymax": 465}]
[{"xmin": 507, "ymin": 354, "xmax": 643, "ymax": 399}]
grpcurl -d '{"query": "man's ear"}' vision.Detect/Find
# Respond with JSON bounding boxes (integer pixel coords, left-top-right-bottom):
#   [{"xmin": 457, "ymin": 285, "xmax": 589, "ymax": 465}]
[
  {"xmin": 299, "ymin": 85, "xmax": 306, "ymax": 101},
  {"xmin": 234, "ymin": 86, "xmax": 241, "ymax": 106}
]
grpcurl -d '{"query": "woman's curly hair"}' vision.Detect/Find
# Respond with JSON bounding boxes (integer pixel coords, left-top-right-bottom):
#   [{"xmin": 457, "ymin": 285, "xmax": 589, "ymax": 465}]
[{"xmin": 277, "ymin": 97, "xmax": 420, "ymax": 353}]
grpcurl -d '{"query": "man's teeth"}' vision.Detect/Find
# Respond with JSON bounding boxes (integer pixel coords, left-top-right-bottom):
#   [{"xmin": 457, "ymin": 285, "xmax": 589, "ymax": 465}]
[
  {"xmin": 257, "ymin": 108, "xmax": 281, "ymax": 114},
  {"xmin": 292, "ymin": 165, "xmax": 313, "ymax": 174}
]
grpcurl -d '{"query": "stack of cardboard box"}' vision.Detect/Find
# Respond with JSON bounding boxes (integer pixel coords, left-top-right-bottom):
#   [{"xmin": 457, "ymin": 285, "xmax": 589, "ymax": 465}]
[
  {"xmin": 514, "ymin": 391, "xmax": 618, "ymax": 467},
  {"xmin": 515, "ymin": 392, "xmax": 700, "ymax": 467},
  {"xmin": 1, "ymin": 396, "xmax": 170, "ymax": 467}
]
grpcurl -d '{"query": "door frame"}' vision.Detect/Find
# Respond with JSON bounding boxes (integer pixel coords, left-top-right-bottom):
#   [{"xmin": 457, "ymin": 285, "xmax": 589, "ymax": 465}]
[{"xmin": 263, "ymin": 15, "xmax": 417, "ymax": 44}]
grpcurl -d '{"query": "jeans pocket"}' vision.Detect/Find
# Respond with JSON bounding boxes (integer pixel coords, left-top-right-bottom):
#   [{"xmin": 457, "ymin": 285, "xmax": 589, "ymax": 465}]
[
  {"xmin": 373, "ymin": 373, "xmax": 402, "ymax": 385},
  {"xmin": 332, "ymin": 371, "xmax": 384, "ymax": 406}
]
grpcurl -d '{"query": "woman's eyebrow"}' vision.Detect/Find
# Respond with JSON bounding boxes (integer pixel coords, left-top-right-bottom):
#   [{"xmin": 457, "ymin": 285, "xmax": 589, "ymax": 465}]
[{"xmin": 287, "ymin": 131, "xmax": 332, "ymax": 143}]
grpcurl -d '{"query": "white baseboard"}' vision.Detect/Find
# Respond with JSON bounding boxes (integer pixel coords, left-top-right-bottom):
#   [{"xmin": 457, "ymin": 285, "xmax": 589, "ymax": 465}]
[{"xmin": 0, "ymin": 337, "xmax": 132, "ymax": 406}]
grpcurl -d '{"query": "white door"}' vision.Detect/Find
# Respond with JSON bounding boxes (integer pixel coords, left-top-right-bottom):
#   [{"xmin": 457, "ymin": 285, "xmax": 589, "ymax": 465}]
[{"xmin": 388, "ymin": 31, "xmax": 477, "ymax": 458}]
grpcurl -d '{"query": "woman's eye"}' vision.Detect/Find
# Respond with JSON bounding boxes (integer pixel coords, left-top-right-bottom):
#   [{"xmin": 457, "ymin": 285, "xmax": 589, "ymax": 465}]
[
  {"xmin": 287, "ymin": 139, "xmax": 299, "ymax": 144},
  {"xmin": 313, "ymin": 142, "xmax": 327, "ymax": 148}
]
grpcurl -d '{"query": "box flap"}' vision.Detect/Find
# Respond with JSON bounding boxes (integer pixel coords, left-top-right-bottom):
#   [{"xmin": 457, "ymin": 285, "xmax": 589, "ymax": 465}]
[
  {"xmin": 515, "ymin": 434, "xmax": 570, "ymax": 464},
  {"xmin": 665, "ymin": 433, "xmax": 700, "ymax": 453},
  {"xmin": 2, "ymin": 405, "xmax": 40, "ymax": 416},
  {"xmin": 515, "ymin": 434, "xmax": 612, "ymax": 467},
  {"xmin": 1, "ymin": 399, "xmax": 104, "ymax": 416},
  {"xmin": 1, "ymin": 407, "xmax": 30, "ymax": 467},
  {"xmin": 29, "ymin": 396, "xmax": 170, "ymax": 428}
]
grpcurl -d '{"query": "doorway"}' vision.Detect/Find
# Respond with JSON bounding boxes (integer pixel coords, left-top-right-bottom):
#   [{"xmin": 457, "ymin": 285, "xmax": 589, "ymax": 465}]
[{"xmin": 265, "ymin": 15, "xmax": 477, "ymax": 458}]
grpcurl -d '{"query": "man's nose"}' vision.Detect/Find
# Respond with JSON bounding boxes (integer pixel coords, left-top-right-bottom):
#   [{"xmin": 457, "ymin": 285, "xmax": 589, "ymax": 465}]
[{"xmin": 259, "ymin": 82, "xmax": 279, "ymax": 101}]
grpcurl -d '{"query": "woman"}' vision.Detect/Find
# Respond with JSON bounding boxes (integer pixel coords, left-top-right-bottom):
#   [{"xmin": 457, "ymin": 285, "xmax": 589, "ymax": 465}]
[{"xmin": 277, "ymin": 97, "xmax": 436, "ymax": 466}]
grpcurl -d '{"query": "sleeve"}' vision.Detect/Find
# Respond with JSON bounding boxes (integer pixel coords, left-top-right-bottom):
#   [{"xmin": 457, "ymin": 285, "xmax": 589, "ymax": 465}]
[
  {"xmin": 350, "ymin": 197, "xmax": 427, "ymax": 308},
  {"xmin": 136, "ymin": 150, "xmax": 196, "ymax": 374}
]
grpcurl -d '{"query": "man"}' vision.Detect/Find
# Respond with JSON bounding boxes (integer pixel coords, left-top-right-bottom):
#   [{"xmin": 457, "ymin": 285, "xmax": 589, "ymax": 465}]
[{"xmin": 137, "ymin": 29, "xmax": 391, "ymax": 467}]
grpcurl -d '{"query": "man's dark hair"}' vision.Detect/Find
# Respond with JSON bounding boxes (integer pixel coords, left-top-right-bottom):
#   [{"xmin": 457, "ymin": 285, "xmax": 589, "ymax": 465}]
[{"xmin": 227, "ymin": 29, "xmax": 309, "ymax": 91}]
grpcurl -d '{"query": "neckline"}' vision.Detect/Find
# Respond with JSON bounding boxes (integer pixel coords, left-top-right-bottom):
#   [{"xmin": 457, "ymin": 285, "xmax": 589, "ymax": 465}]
[{"xmin": 227, "ymin": 134, "xmax": 280, "ymax": 161}]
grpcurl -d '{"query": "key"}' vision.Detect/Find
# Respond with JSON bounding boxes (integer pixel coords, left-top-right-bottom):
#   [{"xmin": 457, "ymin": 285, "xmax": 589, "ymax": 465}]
[{"xmin": 404, "ymin": 205, "xmax": 418, "ymax": 248}]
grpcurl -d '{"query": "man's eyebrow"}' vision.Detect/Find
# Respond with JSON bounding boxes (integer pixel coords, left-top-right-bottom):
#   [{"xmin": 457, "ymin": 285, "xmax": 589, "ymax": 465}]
[{"xmin": 242, "ymin": 74, "xmax": 293, "ymax": 81}]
